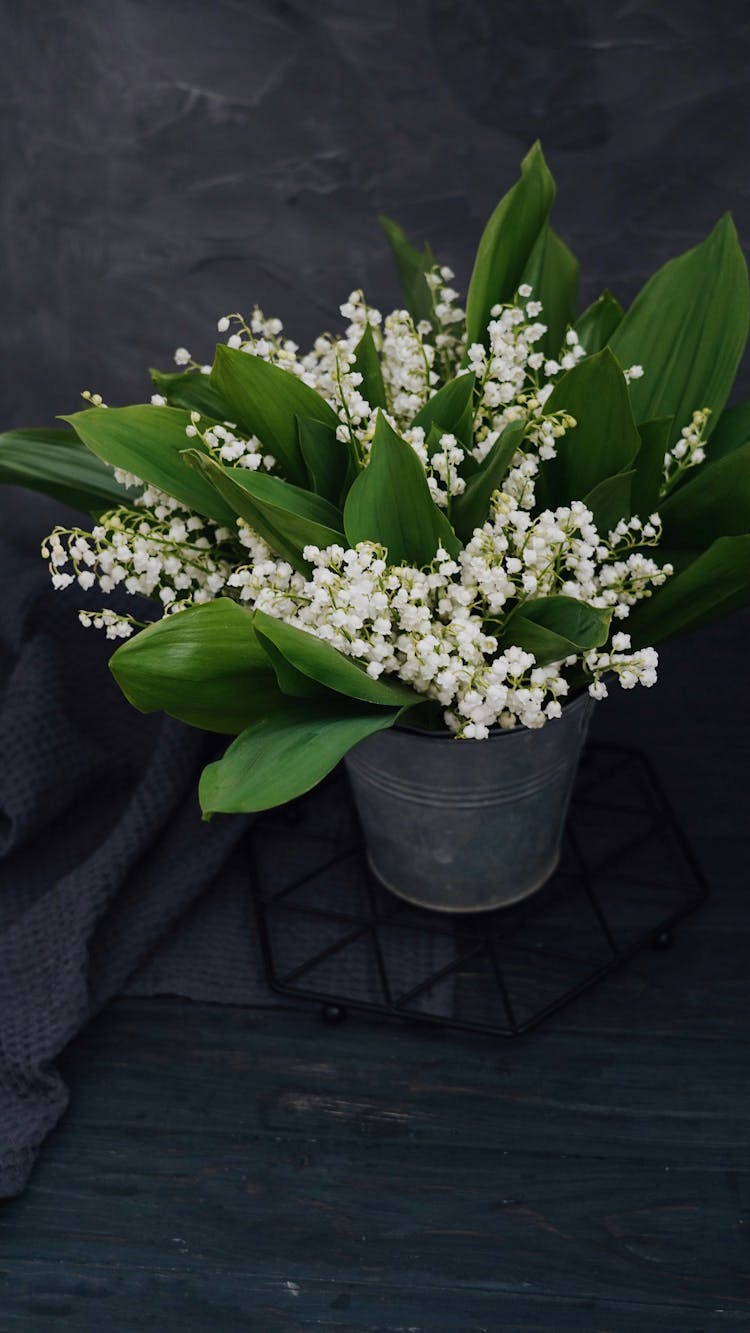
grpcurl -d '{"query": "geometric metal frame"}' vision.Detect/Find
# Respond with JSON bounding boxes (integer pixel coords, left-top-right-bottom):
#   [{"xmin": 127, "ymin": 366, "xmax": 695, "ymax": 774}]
[{"xmin": 250, "ymin": 744, "xmax": 709, "ymax": 1038}]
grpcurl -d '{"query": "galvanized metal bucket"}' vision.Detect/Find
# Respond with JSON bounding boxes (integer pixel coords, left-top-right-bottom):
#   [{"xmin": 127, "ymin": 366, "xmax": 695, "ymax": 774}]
[{"xmin": 344, "ymin": 692, "xmax": 594, "ymax": 913}]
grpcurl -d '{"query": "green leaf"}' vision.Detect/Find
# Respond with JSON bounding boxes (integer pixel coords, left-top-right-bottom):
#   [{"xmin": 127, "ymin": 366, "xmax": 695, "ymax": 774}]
[
  {"xmin": 183, "ymin": 450, "xmax": 344, "ymax": 573},
  {"xmin": 583, "ymin": 469, "xmax": 634, "ymax": 534},
  {"xmin": 411, "ymin": 372, "xmax": 476, "ymax": 445},
  {"xmin": 0, "ymin": 426, "xmax": 131, "ymax": 515},
  {"xmin": 631, "ymin": 417, "xmax": 673, "ymax": 518},
  {"xmin": 537, "ymin": 348, "xmax": 641, "ymax": 510},
  {"xmin": 521, "ymin": 226, "xmax": 579, "ymax": 357},
  {"xmin": 609, "ymin": 215, "xmax": 750, "ymax": 443},
  {"xmin": 60, "ymin": 406, "xmax": 236, "ymax": 526},
  {"xmin": 199, "ymin": 697, "xmax": 402, "ymax": 814},
  {"xmin": 627, "ymin": 535, "xmax": 750, "ymax": 648},
  {"xmin": 498, "ymin": 596, "xmax": 612, "ymax": 667},
  {"xmin": 253, "ymin": 609, "xmax": 420, "ymax": 708},
  {"xmin": 296, "ymin": 415, "xmax": 350, "ymax": 506},
  {"xmin": 660, "ymin": 441, "xmax": 750, "ymax": 547},
  {"xmin": 210, "ymin": 344, "xmax": 339, "ymax": 487},
  {"xmin": 352, "ymin": 323, "xmax": 387, "ymax": 410},
  {"xmin": 149, "ymin": 368, "xmax": 230, "ymax": 421},
  {"xmin": 451, "ymin": 419, "xmax": 527, "ymax": 541},
  {"xmin": 708, "ymin": 400, "xmax": 750, "ymax": 462},
  {"xmin": 343, "ymin": 411, "xmax": 461, "ymax": 564},
  {"xmin": 109, "ymin": 599, "xmax": 279, "ymax": 734},
  {"xmin": 379, "ymin": 215, "xmax": 435, "ymax": 328},
  {"xmin": 465, "ymin": 142, "xmax": 555, "ymax": 349},
  {"xmin": 574, "ymin": 290, "xmax": 624, "ymax": 353}
]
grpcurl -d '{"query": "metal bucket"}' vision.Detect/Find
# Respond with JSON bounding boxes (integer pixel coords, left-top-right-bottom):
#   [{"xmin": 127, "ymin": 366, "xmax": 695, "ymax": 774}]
[{"xmin": 344, "ymin": 692, "xmax": 594, "ymax": 913}]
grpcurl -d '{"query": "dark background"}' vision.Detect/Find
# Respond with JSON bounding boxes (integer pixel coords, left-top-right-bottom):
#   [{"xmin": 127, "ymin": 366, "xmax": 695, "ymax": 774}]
[{"xmin": 1, "ymin": 0, "xmax": 748, "ymax": 831}]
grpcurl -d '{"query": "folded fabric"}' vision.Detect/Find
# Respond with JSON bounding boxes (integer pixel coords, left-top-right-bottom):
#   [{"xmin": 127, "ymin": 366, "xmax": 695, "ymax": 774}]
[{"xmin": 0, "ymin": 494, "xmax": 260, "ymax": 1197}]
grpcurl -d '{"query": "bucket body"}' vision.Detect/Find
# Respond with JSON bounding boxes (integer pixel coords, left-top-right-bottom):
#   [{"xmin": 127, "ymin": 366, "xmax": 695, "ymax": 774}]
[{"xmin": 344, "ymin": 692, "xmax": 594, "ymax": 913}]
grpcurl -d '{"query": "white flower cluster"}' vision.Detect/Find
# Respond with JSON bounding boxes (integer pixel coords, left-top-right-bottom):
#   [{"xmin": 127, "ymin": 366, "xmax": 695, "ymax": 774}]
[
  {"xmin": 585, "ymin": 634, "xmax": 658, "ymax": 700},
  {"xmin": 662, "ymin": 408, "xmax": 711, "ymax": 491},
  {"xmin": 44, "ymin": 488, "xmax": 236, "ymax": 638},
  {"xmin": 184, "ymin": 412, "xmax": 275, "ymax": 472},
  {"xmin": 228, "ymin": 537, "xmax": 570, "ymax": 736},
  {"xmin": 226, "ymin": 485, "xmax": 668, "ymax": 736}
]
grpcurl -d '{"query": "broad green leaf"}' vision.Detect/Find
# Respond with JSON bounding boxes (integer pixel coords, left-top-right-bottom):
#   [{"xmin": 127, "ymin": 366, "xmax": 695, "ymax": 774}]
[
  {"xmin": 254, "ymin": 609, "xmax": 420, "ymax": 708},
  {"xmin": 521, "ymin": 226, "xmax": 579, "ymax": 357},
  {"xmin": 498, "ymin": 596, "xmax": 612, "ymax": 667},
  {"xmin": 631, "ymin": 417, "xmax": 673, "ymax": 519},
  {"xmin": 249, "ymin": 629, "xmax": 325, "ymax": 700},
  {"xmin": 149, "ymin": 368, "xmax": 230, "ymax": 421},
  {"xmin": 583, "ymin": 469, "xmax": 634, "ymax": 534},
  {"xmin": 61, "ymin": 406, "xmax": 236, "ymax": 526},
  {"xmin": 451, "ymin": 419, "xmax": 527, "ymax": 541},
  {"xmin": 210, "ymin": 344, "xmax": 339, "ymax": 487},
  {"xmin": 465, "ymin": 142, "xmax": 555, "ymax": 349},
  {"xmin": 660, "ymin": 441, "xmax": 750, "ymax": 547},
  {"xmin": 352, "ymin": 323, "xmax": 387, "ymax": 410},
  {"xmin": 344, "ymin": 411, "xmax": 461, "ymax": 564},
  {"xmin": 184, "ymin": 450, "xmax": 344, "ymax": 573},
  {"xmin": 199, "ymin": 697, "xmax": 402, "ymax": 814},
  {"xmin": 574, "ymin": 291, "xmax": 624, "ymax": 353},
  {"xmin": 537, "ymin": 348, "xmax": 641, "ymax": 510},
  {"xmin": 609, "ymin": 215, "xmax": 750, "ymax": 443},
  {"xmin": 412, "ymin": 372, "xmax": 476, "ymax": 445},
  {"xmin": 627, "ymin": 535, "xmax": 750, "ymax": 648},
  {"xmin": 296, "ymin": 415, "xmax": 350, "ymax": 506},
  {"xmin": 379, "ymin": 215, "xmax": 435, "ymax": 328},
  {"xmin": 0, "ymin": 426, "xmax": 130, "ymax": 515},
  {"xmin": 708, "ymin": 400, "xmax": 750, "ymax": 462},
  {"xmin": 109, "ymin": 599, "xmax": 279, "ymax": 734}
]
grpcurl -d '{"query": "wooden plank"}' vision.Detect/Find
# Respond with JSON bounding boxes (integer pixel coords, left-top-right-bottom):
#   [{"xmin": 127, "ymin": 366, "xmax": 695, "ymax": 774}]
[
  {"xmin": 46, "ymin": 1001, "xmax": 750, "ymax": 1166},
  {"xmin": 0, "ymin": 993, "xmax": 747, "ymax": 1319},
  {"xmin": 1, "ymin": 1130, "xmax": 748, "ymax": 1314},
  {"xmin": 0, "ymin": 1261, "xmax": 745, "ymax": 1331}
]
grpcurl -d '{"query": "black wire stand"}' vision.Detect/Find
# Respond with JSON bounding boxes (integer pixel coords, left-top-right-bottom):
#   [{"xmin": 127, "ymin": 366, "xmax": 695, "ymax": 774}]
[{"xmin": 250, "ymin": 744, "xmax": 708, "ymax": 1037}]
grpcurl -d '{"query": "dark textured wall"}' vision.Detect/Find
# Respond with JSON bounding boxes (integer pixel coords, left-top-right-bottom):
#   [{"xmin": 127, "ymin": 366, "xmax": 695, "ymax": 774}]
[{"xmin": 3, "ymin": 0, "xmax": 750, "ymax": 427}]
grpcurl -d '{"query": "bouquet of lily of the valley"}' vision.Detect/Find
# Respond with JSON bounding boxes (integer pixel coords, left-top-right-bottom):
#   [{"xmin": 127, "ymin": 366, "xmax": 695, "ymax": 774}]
[{"xmin": 2, "ymin": 143, "xmax": 749, "ymax": 817}]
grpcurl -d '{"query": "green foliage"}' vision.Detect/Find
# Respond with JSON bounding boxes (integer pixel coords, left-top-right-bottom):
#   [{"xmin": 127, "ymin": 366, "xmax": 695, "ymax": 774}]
[
  {"xmin": 109, "ymin": 599, "xmax": 279, "ymax": 734},
  {"xmin": 411, "ymin": 372, "xmax": 476, "ymax": 444},
  {"xmin": 583, "ymin": 469, "xmax": 634, "ymax": 534},
  {"xmin": 353, "ymin": 324, "xmax": 387, "ymax": 410},
  {"xmin": 451, "ymin": 420, "xmax": 527, "ymax": 541},
  {"xmin": 199, "ymin": 697, "xmax": 403, "ymax": 815},
  {"xmin": 210, "ymin": 344, "xmax": 338, "ymax": 487},
  {"xmin": 296, "ymin": 416, "xmax": 351, "ymax": 506},
  {"xmin": 521, "ymin": 226, "xmax": 579, "ymax": 357},
  {"xmin": 62, "ymin": 406, "xmax": 237, "ymax": 526},
  {"xmin": 630, "ymin": 417, "xmax": 673, "ymax": 519},
  {"xmin": 627, "ymin": 536, "xmax": 750, "ymax": 647},
  {"xmin": 253, "ymin": 610, "xmax": 420, "ymax": 707},
  {"xmin": 660, "ymin": 442, "xmax": 750, "ymax": 546},
  {"xmin": 538, "ymin": 348, "xmax": 641, "ymax": 509},
  {"xmin": 497, "ymin": 596, "xmax": 612, "ymax": 667},
  {"xmin": 149, "ymin": 368, "xmax": 229, "ymax": 420},
  {"xmin": 344, "ymin": 411, "xmax": 461, "ymax": 564},
  {"xmin": 609, "ymin": 215, "xmax": 750, "ymax": 444},
  {"xmin": 574, "ymin": 291, "xmax": 624, "ymax": 353},
  {"xmin": 184, "ymin": 450, "xmax": 345, "ymax": 572},
  {"xmin": 465, "ymin": 141, "xmax": 555, "ymax": 349},
  {"xmin": 379, "ymin": 215, "xmax": 435, "ymax": 328},
  {"xmin": 708, "ymin": 400, "xmax": 750, "ymax": 462},
  {"xmin": 0, "ymin": 426, "xmax": 130, "ymax": 515}
]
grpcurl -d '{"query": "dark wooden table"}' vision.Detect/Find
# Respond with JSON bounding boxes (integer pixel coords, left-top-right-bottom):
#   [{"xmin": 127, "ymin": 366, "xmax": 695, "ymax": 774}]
[{"xmin": 0, "ymin": 624, "xmax": 748, "ymax": 1330}]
